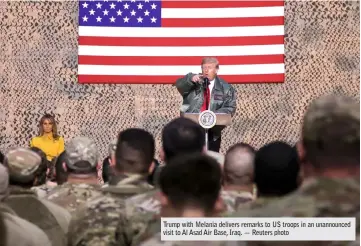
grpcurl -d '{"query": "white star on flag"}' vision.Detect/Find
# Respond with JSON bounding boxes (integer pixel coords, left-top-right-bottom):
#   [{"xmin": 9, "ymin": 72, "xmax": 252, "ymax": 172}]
[
  {"xmin": 82, "ymin": 15, "xmax": 88, "ymax": 21},
  {"xmin": 109, "ymin": 3, "xmax": 116, "ymax": 9},
  {"xmin": 103, "ymin": 9, "xmax": 109, "ymax": 15},
  {"xmin": 96, "ymin": 16, "xmax": 102, "ymax": 22},
  {"xmin": 144, "ymin": 10, "xmax": 150, "ymax": 16},
  {"xmin": 150, "ymin": 16, "xmax": 157, "ymax": 23},
  {"xmin": 130, "ymin": 10, "xmax": 136, "ymax": 16},
  {"xmin": 82, "ymin": 2, "xmax": 88, "ymax": 8},
  {"xmin": 89, "ymin": 9, "xmax": 95, "ymax": 15},
  {"xmin": 137, "ymin": 16, "xmax": 143, "ymax": 23},
  {"xmin": 123, "ymin": 16, "xmax": 129, "ymax": 23},
  {"xmin": 110, "ymin": 16, "xmax": 116, "ymax": 22}
]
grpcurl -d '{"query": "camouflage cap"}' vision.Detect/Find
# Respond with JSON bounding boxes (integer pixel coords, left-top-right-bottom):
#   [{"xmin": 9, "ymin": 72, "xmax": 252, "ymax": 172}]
[
  {"xmin": 302, "ymin": 95, "xmax": 360, "ymax": 143},
  {"xmin": 66, "ymin": 136, "xmax": 99, "ymax": 170},
  {"xmin": 5, "ymin": 147, "xmax": 41, "ymax": 181},
  {"xmin": 0, "ymin": 164, "xmax": 9, "ymax": 201}
]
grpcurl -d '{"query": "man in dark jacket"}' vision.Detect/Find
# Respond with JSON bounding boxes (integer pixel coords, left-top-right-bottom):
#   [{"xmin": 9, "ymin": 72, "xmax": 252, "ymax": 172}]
[{"xmin": 175, "ymin": 57, "xmax": 237, "ymax": 152}]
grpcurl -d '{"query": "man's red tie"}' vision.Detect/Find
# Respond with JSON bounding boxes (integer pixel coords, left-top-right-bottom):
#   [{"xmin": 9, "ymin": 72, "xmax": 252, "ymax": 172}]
[{"xmin": 200, "ymin": 86, "xmax": 210, "ymax": 112}]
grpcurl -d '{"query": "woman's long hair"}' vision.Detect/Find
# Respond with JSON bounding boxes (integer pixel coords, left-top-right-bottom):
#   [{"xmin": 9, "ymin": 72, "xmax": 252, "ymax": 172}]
[{"xmin": 38, "ymin": 114, "xmax": 60, "ymax": 140}]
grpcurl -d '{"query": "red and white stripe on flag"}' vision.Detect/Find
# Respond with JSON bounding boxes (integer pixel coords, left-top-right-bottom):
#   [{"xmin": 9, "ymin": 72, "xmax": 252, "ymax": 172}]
[{"xmin": 78, "ymin": 1, "xmax": 285, "ymax": 84}]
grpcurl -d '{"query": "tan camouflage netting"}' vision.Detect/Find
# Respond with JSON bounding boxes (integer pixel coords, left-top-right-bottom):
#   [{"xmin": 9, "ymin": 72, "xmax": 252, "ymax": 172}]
[{"xmin": 0, "ymin": 1, "xmax": 359, "ymax": 161}]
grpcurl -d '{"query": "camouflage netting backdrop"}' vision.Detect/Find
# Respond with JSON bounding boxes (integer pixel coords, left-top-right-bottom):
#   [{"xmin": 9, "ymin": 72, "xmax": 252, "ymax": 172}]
[{"xmin": 0, "ymin": 0, "xmax": 359, "ymax": 160}]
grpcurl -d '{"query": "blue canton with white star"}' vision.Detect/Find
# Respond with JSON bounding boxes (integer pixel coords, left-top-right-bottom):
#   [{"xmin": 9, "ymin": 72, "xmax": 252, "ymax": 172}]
[{"xmin": 79, "ymin": 0, "xmax": 162, "ymax": 27}]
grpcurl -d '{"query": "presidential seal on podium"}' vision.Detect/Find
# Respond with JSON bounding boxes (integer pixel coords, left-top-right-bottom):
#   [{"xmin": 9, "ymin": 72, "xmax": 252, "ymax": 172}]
[{"xmin": 198, "ymin": 110, "xmax": 217, "ymax": 129}]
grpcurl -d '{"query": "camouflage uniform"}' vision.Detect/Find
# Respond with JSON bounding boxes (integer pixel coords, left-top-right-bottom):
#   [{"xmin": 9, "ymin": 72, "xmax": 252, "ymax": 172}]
[
  {"xmin": 67, "ymin": 173, "xmax": 154, "ymax": 246},
  {"xmin": 1, "ymin": 208, "xmax": 52, "ymax": 246},
  {"xmin": 31, "ymin": 182, "xmax": 57, "ymax": 198},
  {"xmin": 140, "ymin": 233, "xmax": 236, "ymax": 246},
  {"xmin": 3, "ymin": 147, "xmax": 71, "ymax": 246},
  {"xmin": 115, "ymin": 187, "xmax": 254, "ymax": 246},
  {"xmin": 224, "ymin": 177, "xmax": 360, "ymax": 246},
  {"xmin": 220, "ymin": 95, "xmax": 360, "ymax": 246},
  {"xmin": 44, "ymin": 136, "xmax": 104, "ymax": 214},
  {"xmin": 221, "ymin": 189, "xmax": 255, "ymax": 213},
  {"xmin": 5, "ymin": 185, "xmax": 71, "ymax": 246},
  {"xmin": 139, "ymin": 177, "xmax": 359, "ymax": 246},
  {"xmin": 45, "ymin": 182, "xmax": 103, "ymax": 214},
  {"xmin": 1, "ymin": 160, "xmax": 51, "ymax": 246}
]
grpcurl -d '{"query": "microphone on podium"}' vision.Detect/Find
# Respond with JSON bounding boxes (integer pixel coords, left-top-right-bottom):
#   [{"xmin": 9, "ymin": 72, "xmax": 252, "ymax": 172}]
[{"xmin": 203, "ymin": 77, "xmax": 210, "ymax": 87}]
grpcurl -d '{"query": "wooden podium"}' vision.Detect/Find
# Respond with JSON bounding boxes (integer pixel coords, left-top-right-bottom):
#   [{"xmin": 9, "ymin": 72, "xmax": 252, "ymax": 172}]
[{"xmin": 181, "ymin": 111, "xmax": 232, "ymax": 150}]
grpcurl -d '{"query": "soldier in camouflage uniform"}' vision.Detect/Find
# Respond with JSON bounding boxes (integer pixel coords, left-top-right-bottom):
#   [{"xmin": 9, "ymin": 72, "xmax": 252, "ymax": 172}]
[
  {"xmin": 115, "ymin": 119, "xmax": 257, "ymax": 245},
  {"xmin": 45, "ymin": 136, "xmax": 103, "ymax": 214},
  {"xmin": 115, "ymin": 118, "xmax": 241, "ymax": 245},
  {"xmin": 233, "ymin": 140, "xmax": 302, "ymax": 211},
  {"xmin": 68, "ymin": 128, "xmax": 156, "ymax": 246},
  {"xmin": 136, "ymin": 153, "xmax": 224, "ymax": 245},
  {"xmin": 114, "ymin": 118, "xmax": 204, "ymax": 244},
  {"xmin": 221, "ymin": 141, "xmax": 301, "ymax": 218},
  {"xmin": 225, "ymin": 95, "xmax": 360, "ymax": 246},
  {"xmin": 2, "ymin": 147, "xmax": 71, "ymax": 246},
  {"xmin": 222, "ymin": 143, "xmax": 256, "ymax": 212},
  {"xmin": 0, "ymin": 163, "xmax": 53, "ymax": 246}
]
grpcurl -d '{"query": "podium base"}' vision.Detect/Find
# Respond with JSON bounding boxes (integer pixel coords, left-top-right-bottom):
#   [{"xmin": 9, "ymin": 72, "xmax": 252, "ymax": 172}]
[{"xmin": 205, "ymin": 129, "xmax": 209, "ymax": 150}]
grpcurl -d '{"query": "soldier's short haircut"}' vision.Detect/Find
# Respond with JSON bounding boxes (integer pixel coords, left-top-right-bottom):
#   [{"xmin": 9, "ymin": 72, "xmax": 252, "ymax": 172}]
[
  {"xmin": 162, "ymin": 117, "xmax": 205, "ymax": 161},
  {"xmin": 116, "ymin": 128, "xmax": 155, "ymax": 174},
  {"xmin": 302, "ymin": 95, "xmax": 360, "ymax": 167},
  {"xmin": 255, "ymin": 141, "xmax": 300, "ymax": 197},
  {"xmin": 224, "ymin": 143, "xmax": 255, "ymax": 186},
  {"xmin": 159, "ymin": 153, "xmax": 222, "ymax": 213}
]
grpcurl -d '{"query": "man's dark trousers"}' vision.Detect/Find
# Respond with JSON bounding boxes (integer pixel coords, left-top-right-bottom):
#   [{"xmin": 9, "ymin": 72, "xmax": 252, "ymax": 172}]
[{"xmin": 207, "ymin": 129, "xmax": 221, "ymax": 153}]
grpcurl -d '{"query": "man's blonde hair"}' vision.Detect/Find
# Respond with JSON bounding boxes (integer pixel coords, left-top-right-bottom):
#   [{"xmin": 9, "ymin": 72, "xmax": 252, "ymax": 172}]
[{"xmin": 201, "ymin": 57, "xmax": 219, "ymax": 69}]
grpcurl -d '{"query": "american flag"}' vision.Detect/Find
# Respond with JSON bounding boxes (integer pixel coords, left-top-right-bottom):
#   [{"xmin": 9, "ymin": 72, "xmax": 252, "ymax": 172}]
[{"xmin": 78, "ymin": 0, "xmax": 285, "ymax": 84}]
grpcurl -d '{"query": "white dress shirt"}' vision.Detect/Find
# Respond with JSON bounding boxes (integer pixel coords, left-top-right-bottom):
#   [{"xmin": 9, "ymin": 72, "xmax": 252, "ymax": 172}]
[{"xmin": 208, "ymin": 79, "xmax": 215, "ymax": 94}]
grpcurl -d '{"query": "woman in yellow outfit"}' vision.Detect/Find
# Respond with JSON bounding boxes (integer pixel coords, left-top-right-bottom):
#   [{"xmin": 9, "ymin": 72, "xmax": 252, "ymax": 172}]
[{"xmin": 30, "ymin": 114, "xmax": 65, "ymax": 162}]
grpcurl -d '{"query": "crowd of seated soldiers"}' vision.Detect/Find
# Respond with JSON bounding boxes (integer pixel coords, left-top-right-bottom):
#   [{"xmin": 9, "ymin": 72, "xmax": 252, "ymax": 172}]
[{"xmin": 0, "ymin": 94, "xmax": 359, "ymax": 246}]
